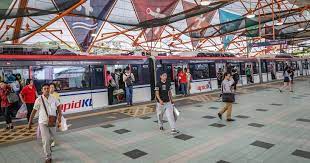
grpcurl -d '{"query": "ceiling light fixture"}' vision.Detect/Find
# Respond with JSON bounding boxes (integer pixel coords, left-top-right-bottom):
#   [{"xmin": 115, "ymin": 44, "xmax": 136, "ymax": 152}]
[
  {"xmin": 201, "ymin": 0, "xmax": 211, "ymax": 6},
  {"xmin": 246, "ymin": 10, "xmax": 255, "ymax": 18},
  {"xmin": 246, "ymin": 0, "xmax": 255, "ymax": 18},
  {"xmin": 275, "ymin": 19, "xmax": 283, "ymax": 26},
  {"xmin": 297, "ymin": 28, "xmax": 304, "ymax": 31}
]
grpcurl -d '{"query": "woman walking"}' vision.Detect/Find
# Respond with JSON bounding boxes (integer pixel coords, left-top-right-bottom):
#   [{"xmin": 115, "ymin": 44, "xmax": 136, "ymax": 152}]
[
  {"xmin": 218, "ymin": 73, "xmax": 235, "ymax": 121},
  {"xmin": 19, "ymin": 79, "xmax": 37, "ymax": 122},
  {"xmin": 279, "ymin": 66, "xmax": 293, "ymax": 92}
]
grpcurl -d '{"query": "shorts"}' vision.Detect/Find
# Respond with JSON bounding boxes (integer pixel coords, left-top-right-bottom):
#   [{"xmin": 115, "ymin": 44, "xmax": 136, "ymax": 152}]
[{"xmin": 284, "ymin": 77, "xmax": 290, "ymax": 82}]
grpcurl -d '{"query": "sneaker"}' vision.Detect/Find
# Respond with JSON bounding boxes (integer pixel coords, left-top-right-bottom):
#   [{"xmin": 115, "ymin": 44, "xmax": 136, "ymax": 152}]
[
  {"xmin": 159, "ymin": 127, "xmax": 164, "ymax": 131},
  {"xmin": 51, "ymin": 141, "xmax": 55, "ymax": 147},
  {"xmin": 171, "ymin": 129, "xmax": 180, "ymax": 134},
  {"xmin": 279, "ymin": 89, "xmax": 282, "ymax": 93},
  {"xmin": 5, "ymin": 126, "xmax": 9, "ymax": 130},
  {"xmin": 10, "ymin": 126, "xmax": 14, "ymax": 130},
  {"xmin": 227, "ymin": 118, "xmax": 235, "ymax": 122},
  {"xmin": 218, "ymin": 113, "xmax": 222, "ymax": 120}
]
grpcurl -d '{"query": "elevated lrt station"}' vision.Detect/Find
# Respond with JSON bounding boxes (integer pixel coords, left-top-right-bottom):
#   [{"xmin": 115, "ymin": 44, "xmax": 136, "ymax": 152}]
[{"xmin": 0, "ymin": 0, "xmax": 310, "ymax": 163}]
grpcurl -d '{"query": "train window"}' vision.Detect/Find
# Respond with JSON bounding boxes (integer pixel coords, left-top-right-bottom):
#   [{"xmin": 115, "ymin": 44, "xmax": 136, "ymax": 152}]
[
  {"xmin": 31, "ymin": 66, "xmax": 90, "ymax": 91},
  {"xmin": 240, "ymin": 63, "xmax": 246, "ymax": 75},
  {"xmin": 131, "ymin": 64, "xmax": 150, "ymax": 85},
  {"xmin": 90, "ymin": 65, "xmax": 105, "ymax": 89},
  {"xmin": 156, "ymin": 64, "xmax": 173, "ymax": 82},
  {"xmin": 261, "ymin": 62, "xmax": 267, "ymax": 73},
  {"xmin": 303, "ymin": 61, "xmax": 309, "ymax": 69},
  {"xmin": 189, "ymin": 63, "xmax": 210, "ymax": 80},
  {"xmin": 252, "ymin": 62, "xmax": 258, "ymax": 74},
  {"xmin": 209, "ymin": 63, "xmax": 216, "ymax": 78},
  {"xmin": 0, "ymin": 67, "xmax": 29, "ymax": 87},
  {"xmin": 276, "ymin": 62, "xmax": 284, "ymax": 71}
]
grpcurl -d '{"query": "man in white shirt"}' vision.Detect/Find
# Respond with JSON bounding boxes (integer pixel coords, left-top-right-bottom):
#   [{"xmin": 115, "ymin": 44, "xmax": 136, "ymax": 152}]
[{"xmin": 28, "ymin": 83, "xmax": 62, "ymax": 163}]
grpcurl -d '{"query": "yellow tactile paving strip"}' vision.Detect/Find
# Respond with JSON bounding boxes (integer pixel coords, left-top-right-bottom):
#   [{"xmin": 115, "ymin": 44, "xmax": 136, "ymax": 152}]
[{"xmin": 0, "ymin": 125, "xmax": 37, "ymax": 145}]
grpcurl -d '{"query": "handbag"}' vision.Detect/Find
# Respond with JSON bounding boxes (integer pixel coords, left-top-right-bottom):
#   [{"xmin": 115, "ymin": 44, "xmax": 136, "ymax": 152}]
[
  {"xmin": 41, "ymin": 96, "xmax": 57, "ymax": 127},
  {"xmin": 7, "ymin": 92, "xmax": 19, "ymax": 103},
  {"xmin": 221, "ymin": 82, "xmax": 235, "ymax": 103}
]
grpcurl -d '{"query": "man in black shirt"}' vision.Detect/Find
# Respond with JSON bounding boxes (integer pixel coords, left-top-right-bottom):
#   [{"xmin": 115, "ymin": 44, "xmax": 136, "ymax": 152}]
[{"xmin": 155, "ymin": 72, "xmax": 179, "ymax": 134}]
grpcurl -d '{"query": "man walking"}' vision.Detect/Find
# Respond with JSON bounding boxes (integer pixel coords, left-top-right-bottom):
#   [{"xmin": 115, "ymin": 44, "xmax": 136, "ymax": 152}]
[
  {"xmin": 28, "ymin": 83, "xmax": 62, "ymax": 163},
  {"xmin": 155, "ymin": 72, "xmax": 179, "ymax": 134}
]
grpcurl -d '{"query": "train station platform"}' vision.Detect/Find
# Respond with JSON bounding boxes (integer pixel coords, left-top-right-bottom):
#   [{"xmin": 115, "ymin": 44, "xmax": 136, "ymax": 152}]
[{"xmin": 1, "ymin": 78, "xmax": 310, "ymax": 163}]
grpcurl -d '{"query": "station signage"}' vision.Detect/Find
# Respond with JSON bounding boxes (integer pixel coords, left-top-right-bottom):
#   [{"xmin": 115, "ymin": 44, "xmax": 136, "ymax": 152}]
[{"xmin": 250, "ymin": 40, "xmax": 287, "ymax": 47}]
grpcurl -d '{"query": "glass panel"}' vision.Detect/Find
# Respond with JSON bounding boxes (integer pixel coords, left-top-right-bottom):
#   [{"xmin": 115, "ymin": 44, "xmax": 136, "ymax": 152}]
[
  {"xmin": 189, "ymin": 63, "xmax": 210, "ymax": 80},
  {"xmin": 253, "ymin": 62, "xmax": 258, "ymax": 74},
  {"xmin": 240, "ymin": 63, "xmax": 246, "ymax": 75},
  {"xmin": 209, "ymin": 63, "xmax": 216, "ymax": 78},
  {"xmin": 131, "ymin": 64, "xmax": 150, "ymax": 85},
  {"xmin": 31, "ymin": 66, "xmax": 90, "ymax": 91},
  {"xmin": 0, "ymin": 67, "xmax": 29, "ymax": 88},
  {"xmin": 261, "ymin": 62, "xmax": 267, "ymax": 73},
  {"xmin": 90, "ymin": 65, "xmax": 105, "ymax": 89}
]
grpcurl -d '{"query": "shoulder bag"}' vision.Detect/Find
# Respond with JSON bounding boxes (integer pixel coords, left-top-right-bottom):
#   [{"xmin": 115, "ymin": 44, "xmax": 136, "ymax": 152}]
[
  {"xmin": 7, "ymin": 91, "xmax": 19, "ymax": 103},
  {"xmin": 41, "ymin": 96, "xmax": 57, "ymax": 127},
  {"xmin": 221, "ymin": 82, "xmax": 235, "ymax": 103}
]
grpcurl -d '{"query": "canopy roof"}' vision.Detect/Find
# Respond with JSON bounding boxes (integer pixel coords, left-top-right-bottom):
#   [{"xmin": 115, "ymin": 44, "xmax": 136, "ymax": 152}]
[{"xmin": 0, "ymin": 0, "xmax": 309, "ymax": 56}]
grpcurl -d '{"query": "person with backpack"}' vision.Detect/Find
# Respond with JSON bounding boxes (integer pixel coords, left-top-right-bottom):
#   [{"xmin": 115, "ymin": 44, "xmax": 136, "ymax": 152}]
[
  {"xmin": 155, "ymin": 72, "xmax": 180, "ymax": 134},
  {"xmin": 123, "ymin": 67, "xmax": 135, "ymax": 106},
  {"xmin": 218, "ymin": 72, "xmax": 235, "ymax": 122},
  {"xmin": 28, "ymin": 83, "xmax": 62, "ymax": 163}
]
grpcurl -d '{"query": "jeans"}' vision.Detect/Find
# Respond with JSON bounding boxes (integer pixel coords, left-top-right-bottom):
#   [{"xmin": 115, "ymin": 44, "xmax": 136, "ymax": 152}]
[
  {"xmin": 26, "ymin": 103, "xmax": 34, "ymax": 122},
  {"xmin": 180, "ymin": 83, "xmax": 187, "ymax": 95},
  {"xmin": 125, "ymin": 86, "xmax": 133, "ymax": 105}
]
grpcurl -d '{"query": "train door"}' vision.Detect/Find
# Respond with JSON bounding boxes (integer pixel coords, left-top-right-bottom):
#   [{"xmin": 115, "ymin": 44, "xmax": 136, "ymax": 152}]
[
  {"xmin": 302, "ymin": 60, "xmax": 309, "ymax": 76},
  {"xmin": 240, "ymin": 62, "xmax": 247, "ymax": 85},
  {"xmin": 215, "ymin": 63, "xmax": 225, "ymax": 89},
  {"xmin": 173, "ymin": 64, "xmax": 187, "ymax": 95},
  {"xmin": 296, "ymin": 61, "xmax": 302, "ymax": 77},
  {"xmin": 261, "ymin": 60, "xmax": 268, "ymax": 82},
  {"xmin": 267, "ymin": 61, "xmax": 276, "ymax": 81},
  {"xmin": 252, "ymin": 62, "xmax": 260, "ymax": 83},
  {"xmin": 275, "ymin": 61, "xmax": 284, "ymax": 79}
]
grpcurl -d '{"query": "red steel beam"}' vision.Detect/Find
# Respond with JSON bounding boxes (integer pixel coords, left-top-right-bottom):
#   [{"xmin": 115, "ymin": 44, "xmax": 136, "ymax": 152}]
[
  {"xmin": 20, "ymin": 0, "xmax": 86, "ymax": 44},
  {"xmin": 12, "ymin": 0, "xmax": 28, "ymax": 43}
]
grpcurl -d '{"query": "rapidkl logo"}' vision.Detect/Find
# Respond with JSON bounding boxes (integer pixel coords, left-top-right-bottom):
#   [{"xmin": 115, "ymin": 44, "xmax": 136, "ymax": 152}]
[
  {"xmin": 197, "ymin": 83, "xmax": 211, "ymax": 91},
  {"xmin": 61, "ymin": 98, "xmax": 92, "ymax": 112}
]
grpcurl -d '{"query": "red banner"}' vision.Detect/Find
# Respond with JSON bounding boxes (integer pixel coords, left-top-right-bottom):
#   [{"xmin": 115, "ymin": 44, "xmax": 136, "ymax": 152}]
[
  {"xmin": 132, "ymin": 0, "xmax": 178, "ymax": 41},
  {"xmin": 182, "ymin": 0, "xmax": 216, "ymax": 48}
]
